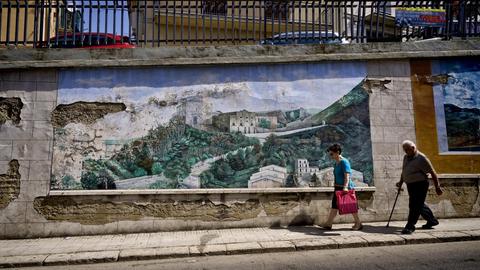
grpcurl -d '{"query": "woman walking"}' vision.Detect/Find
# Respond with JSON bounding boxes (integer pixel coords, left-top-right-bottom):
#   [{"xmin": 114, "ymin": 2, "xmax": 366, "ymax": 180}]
[{"xmin": 321, "ymin": 144, "xmax": 363, "ymax": 230}]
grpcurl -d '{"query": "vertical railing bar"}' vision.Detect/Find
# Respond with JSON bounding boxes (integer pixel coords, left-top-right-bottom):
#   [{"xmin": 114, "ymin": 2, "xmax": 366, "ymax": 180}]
[
  {"xmin": 181, "ymin": 0, "xmax": 184, "ymax": 44},
  {"xmin": 54, "ymin": 0, "xmax": 59, "ymax": 46},
  {"xmin": 88, "ymin": 0, "xmax": 92, "ymax": 46},
  {"xmin": 0, "ymin": 1, "xmax": 3, "ymax": 46},
  {"xmin": 23, "ymin": 0, "xmax": 29, "ymax": 46},
  {"xmin": 253, "ymin": 0, "xmax": 256, "ymax": 41},
  {"xmin": 150, "ymin": 0, "xmax": 155, "ymax": 46},
  {"xmin": 361, "ymin": 0, "xmax": 366, "ymax": 42},
  {"xmin": 202, "ymin": 0, "xmax": 206, "ymax": 44},
  {"xmin": 375, "ymin": 0, "xmax": 381, "ymax": 40},
  {"xmin": 79, "ymin": 0, "xmax": 85, "ymax": 47},
  {"xmin": 262, "ymin": 0, "xmax": 266, "ymax": 42},
  {"xmin": 121, "ymin": 0, "xmax": 125, "ymax": 44},
  {"xmin": 165, "ymin": 1, "xmax": 169, "ymax": 44},
  {"xmin": 209, "ymin": 1, "xmax": 213, "ymax": 44},
  {"xmin": 224, "ymin": 0, "xmax": 227, "ymax": 43},
  {"xmin": 245, "ymin": 1, "xmax": 249, "ymax": 43},
  {"xmin": 217, "ymin": 0, "xmax": 226, "ymax": 44},
  {"xmin": 298, "ymin": 0, "xmax": 302, "ymax": 41},
  {"xmin": 96, "ymin": 0, "xmax": 101, "ymax": 45},
  {"xmin": 72, "ymin": 1, "xmax": 77, "ymax": 46},
  {"xmin": 113, "ymin": 0, "xmax": 117, "ymax": 45},
  {"xmin": 104, "ymin": 0, "xmax": 109, "ymax": 45},
  {"xmin": 34, "ymin": 0, "xmax": 39, "ymax": 48},
  {"xmin": 330, "ymin": 0, "xmax": 334, "ymax": 39},
  {"xmin": 343, "ymin": 0, "xmax": 348, "ymax": 41},
  {"xmin": 172, "ymin": 0, "xmax": 177, "ymax": 44},
  {"xmin": 187, "ymin": 0, "xmax": 191, "ymax": 44},
  {"xmin": 15, "ymin": 0, "xmax": 20, "ymax": 46},
  {"xmin": 381, "ymin": 0, "xmax": 387, "ymax": 40},
  {"xmin": 142, "ymin": 0, "xmax": 146, "ymax": 45},
  {"xmin": 156, "ymin": 0, "xmax": 160, "ymax": 46},
  {"xmin": 39, "ymin": 0, "xmax": 46, "ymax": 46},
  {"xmin": 46, "ymin": 0, "xmax": 53, "ymax": 47},
  {"xmin": 231, "ymin": 0, "xmax": 235, "ymax": 44},
  {"xmin": 318, "ymin": 0, "xmax": 322, "ymax": 43},
  {"xmin": 324, "ymin": 0, "xmax": 328, "ymax": 42}
]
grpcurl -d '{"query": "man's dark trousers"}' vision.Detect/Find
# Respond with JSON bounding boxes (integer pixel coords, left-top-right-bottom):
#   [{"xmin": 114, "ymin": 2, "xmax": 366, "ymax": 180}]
[{"xmin": 406, "ymin": 180, "xmax": 438, "ymax": 230}]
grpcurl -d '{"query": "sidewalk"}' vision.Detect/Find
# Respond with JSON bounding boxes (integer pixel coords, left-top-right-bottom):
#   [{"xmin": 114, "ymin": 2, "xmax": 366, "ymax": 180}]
[{"xmin": 1, "ymin": 218, "xmax": 479, "ymax": 268}]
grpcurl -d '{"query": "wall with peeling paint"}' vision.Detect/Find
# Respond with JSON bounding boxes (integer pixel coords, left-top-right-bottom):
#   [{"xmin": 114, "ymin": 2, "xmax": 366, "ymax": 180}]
[{"xmin": 0, "ymin": 49, "xmax": 479, "ymax": 239}]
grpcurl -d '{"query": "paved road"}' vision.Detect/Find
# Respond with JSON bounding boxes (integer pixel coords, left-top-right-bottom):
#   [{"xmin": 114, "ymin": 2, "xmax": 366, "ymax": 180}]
[
  {"xmin": 245, "ymin": 124, "xmax": 325, "ymax": 141},
  {"xmin": 21, "ymin": 241, "xmax": 480, "ymax": 270}
]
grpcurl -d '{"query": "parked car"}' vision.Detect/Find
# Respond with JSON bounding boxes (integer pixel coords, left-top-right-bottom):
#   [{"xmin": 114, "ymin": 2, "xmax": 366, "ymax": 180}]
[
  {"xmin": 44, "ymin": 33, "xmax": 135, "ymax": 48},
  {"xmin": 260, "ymin": 31, "xmax": 349, "ymax": 45}
]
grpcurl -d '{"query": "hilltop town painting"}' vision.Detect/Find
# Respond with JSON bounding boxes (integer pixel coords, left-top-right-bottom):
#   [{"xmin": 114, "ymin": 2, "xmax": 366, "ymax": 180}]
[
  {"xmin": 51, "ymin": 63, "xmax": 373, "ymax": 190},
  {"xmin": 433, "ymin": 59, "xmax": 480, "ymax": 154}
]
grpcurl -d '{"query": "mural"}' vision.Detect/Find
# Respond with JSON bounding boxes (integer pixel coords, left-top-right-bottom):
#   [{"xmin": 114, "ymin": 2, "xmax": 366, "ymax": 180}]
[
  {"xmin": 51, "ymin": 62, "xmax": 373, "ymax": 190},
  {"xmin": 432, "ymin": 59, "xmax": 480, "ymax": 154}
]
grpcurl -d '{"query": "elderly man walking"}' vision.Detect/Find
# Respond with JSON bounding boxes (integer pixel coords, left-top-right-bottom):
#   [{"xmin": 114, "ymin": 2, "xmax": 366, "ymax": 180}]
[{"xmin": 396, "ymin": 140, "xmax": 443, "ymax": 234}]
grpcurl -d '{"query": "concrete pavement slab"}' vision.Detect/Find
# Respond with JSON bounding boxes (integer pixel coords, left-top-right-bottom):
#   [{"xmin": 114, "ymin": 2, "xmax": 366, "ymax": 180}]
[
  {"xmin": 44, "ymin": 251, "xmax": 119, "ymax": 266},
  {"xmin": 459, "ymin": 230, "xmax": 480, "ymax": 240},
  {"xmin": 118, "ymin": 246, "xmax": 189, "ymax": 261},
  {"xmin": 189, "ymin": 244, "xmax": 227, "ymax": 256},
  {"xmin": 291, "ymin": 238, "xmax": 338, "ymax": 250},
  {"xmin": 332, "ymin": 236, "xmax": 368, "ymax": 248},
  {"xmin": 226, "ymin": 242, "xmax": 263, "ymax": 255},
  {"xmin": 258, "ymin": 241, "xmax": 296, "ymax": 252},
  {"xmin": 426, "ymin": 231, "xmax": 473, "ymax": 242},
  {"xmin": 360, "ymin": 234, "xmax": 406, "ymax": 246},
  {"xmin": 399, "ymin": 232, "xmax": 442, "ymax": 244},
  {"xmin": 0, "ymin": 254, "xmax": 47, "ymax": 268}
]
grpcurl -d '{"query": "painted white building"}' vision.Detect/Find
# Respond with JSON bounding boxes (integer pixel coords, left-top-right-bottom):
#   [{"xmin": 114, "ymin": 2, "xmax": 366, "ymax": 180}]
[
  {"xmin": 229, "ymin": 110, "xmax": 257, "ymax": 134},
  {"xmin": 295, "ymin": 159, "xmax": 319, "ymax": 180},
  {"xmin": 248, "ymin": 165, "xmax": 288, "ymax": 188}
]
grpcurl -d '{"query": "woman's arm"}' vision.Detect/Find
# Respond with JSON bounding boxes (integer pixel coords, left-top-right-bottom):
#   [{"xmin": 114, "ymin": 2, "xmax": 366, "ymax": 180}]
[{"xmin": 343, "ymin": 172, "xmax": 350, "ymax": 191}]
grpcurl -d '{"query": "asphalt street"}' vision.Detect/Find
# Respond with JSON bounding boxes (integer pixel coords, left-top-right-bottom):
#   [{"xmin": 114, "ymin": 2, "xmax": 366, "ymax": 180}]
[{"xmin": 15, "ymin": 240, "xmax": 480, "ymax": 270}]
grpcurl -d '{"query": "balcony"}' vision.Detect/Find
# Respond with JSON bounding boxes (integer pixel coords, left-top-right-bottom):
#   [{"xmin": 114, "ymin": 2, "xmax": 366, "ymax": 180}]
[{"xmin": 0, "ymin": 1, "xmax": 479, "ymax": 48}]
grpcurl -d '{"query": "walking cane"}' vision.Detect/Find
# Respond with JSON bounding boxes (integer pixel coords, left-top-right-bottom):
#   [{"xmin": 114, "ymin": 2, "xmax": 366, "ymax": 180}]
[{"xmin": 386, "ymin": 185, "xmax": 402, "ymax": 228}]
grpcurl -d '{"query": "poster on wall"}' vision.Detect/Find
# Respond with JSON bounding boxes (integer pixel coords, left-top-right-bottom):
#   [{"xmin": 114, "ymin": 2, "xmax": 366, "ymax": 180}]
[
  {"xmin": 51, "ymin": 63, "xmax": 373, "ymax": 190},
  {"xmin": 432, "ymin": 59, "xmax": 480, "ymax": 154}
]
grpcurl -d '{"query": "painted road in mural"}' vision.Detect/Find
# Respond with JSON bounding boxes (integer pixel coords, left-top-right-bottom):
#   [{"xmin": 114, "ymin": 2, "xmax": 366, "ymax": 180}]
[{"xmin": 52, "ymin": 62, "xmax": 373, "ymax": 190}]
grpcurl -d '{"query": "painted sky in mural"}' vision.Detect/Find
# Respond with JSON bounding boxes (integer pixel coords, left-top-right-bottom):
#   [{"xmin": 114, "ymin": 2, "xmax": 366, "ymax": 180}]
[
  {"xmin": 432, "ymin": 59, "xmax": 480, "ymax": 154},
  {"xmin": 52, "ymin": 62, "xmax": 372, "ymax": 190}
]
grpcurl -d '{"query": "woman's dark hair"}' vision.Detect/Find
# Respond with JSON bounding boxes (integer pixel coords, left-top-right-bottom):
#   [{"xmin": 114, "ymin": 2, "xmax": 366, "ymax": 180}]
[{"xmin": 327, "ymin": 144, "xmax": 342, "ymax": 154}]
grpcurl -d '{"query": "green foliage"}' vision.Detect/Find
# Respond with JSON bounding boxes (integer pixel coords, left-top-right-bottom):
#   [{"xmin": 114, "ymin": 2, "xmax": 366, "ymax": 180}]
[
  {"xmin": 61, "ymin": 175, "xmax": 81, "ymax": 190},
  {"xmin": 258, "ymin": 118, "xmax": 271, "ymax": 129},
  {"xmin": 151, "ymin": 162, "xmax": 164, "ymax": 175},
  {"xmin": 133, "ymin": 167, "xmax": 147, "ymax": 177}
]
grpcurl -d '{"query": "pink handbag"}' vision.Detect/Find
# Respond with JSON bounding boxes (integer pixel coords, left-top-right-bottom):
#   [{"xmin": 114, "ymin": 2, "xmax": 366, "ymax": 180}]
[{"xmin": 335, "ymin": 190, "xmax": 358, "ymax": 215}]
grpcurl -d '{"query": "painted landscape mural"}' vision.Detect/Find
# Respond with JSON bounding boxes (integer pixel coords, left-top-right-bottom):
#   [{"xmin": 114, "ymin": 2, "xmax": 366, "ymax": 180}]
[
  {"xmin": 51, "ymin": 63, "xmax": 373, "ymax": 190},
  {"xmin": 433, "ymin": 59, "xmax": 480, "ymax": 154}
]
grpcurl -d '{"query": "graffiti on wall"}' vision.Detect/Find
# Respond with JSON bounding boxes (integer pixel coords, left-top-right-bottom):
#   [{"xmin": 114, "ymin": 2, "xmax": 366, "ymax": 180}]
[
  {"xmin": 432, "ymin": 59, "xmax": 480, "ymax": 154},
  {"xmin": 51, "ymin": 63, "xmax": 373, "ymax": 190}
]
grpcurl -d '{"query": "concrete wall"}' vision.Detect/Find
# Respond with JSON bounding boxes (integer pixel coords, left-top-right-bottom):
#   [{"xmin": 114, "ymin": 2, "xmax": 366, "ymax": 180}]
[{"xmin": 1, "ymin": 42, "xmax": 479, "ymax": 239}]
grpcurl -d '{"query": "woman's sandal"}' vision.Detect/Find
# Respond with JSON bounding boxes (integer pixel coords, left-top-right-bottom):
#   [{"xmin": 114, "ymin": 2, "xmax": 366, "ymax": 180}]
[{"xmin": 351, "ymin": 224, "xmax": 363, "ymax": 231}]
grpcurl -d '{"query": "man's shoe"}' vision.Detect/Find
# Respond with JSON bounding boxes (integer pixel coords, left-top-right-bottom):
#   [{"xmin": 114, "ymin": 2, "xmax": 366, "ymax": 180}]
[
  {"xmin": 319, "ymin": 224, "xmax": 332, "ymax": 230},
  {"xmin": 401, "ymin": 228, "xmax": 415, "ymax": 235},
  {"xmin": 421, "ymin": 220, "xmax": 439, "ymax": 229}
]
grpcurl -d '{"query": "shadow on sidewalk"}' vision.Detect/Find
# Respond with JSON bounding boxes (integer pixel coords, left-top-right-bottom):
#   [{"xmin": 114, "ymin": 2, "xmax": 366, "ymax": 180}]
[{"xmin": 359, "ymin": 225, "xmax": 403, "ymax": 235}]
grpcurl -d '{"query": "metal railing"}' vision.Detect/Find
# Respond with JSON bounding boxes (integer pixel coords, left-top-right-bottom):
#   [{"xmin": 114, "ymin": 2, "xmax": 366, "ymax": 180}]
[{"xmin": 0, "ymin": 1, "xmax": 479, "ymax": 48}]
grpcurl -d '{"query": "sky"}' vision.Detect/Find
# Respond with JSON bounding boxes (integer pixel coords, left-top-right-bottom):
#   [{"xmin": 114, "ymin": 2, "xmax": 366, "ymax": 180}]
[
  {"xmin": 71, "ymin": 0, "xmax": 130, "ymax": 36},
  {"xmin": 58, "ymin": 62, "xmax": 367, "ymax": 112}
]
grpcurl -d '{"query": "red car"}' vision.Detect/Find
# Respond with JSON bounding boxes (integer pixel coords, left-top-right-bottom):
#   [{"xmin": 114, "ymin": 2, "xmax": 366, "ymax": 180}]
[{"xmin": 45, "ymin": 33, "xmax": 135, "ymax": 48}]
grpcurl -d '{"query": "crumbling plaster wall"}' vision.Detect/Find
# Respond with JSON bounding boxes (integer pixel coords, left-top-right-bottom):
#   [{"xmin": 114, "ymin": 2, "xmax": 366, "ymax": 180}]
[{"xmin": 0, "ymin": 59, "xmax": 478, "ymax": 239}]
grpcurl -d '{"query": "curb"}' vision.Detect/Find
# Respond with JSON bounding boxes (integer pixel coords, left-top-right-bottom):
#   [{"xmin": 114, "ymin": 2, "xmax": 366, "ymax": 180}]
[{"xmin": 0, "ymin": 230, "xmax": 479, "ymax": 268}]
